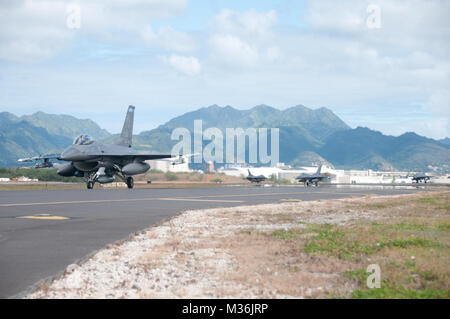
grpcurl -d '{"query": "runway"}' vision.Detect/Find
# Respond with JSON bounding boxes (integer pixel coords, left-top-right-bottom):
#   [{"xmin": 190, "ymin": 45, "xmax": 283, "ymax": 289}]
[{"xmin": 0, "ymin": 185, "xmax": 425, "ymax": 298}]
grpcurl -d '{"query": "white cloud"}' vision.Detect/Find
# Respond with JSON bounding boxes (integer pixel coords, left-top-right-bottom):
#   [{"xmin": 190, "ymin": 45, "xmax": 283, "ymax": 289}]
[
  {"xmin": 139, "ymin": 25, "xmax": 195, "ymax": 53},
  {"xmin": 306, "ymin": 1, "xmax": 367, "ymax": 33},
  {"xmin": 208, "ymin": 9, "xmax": 280, "ymax": 68},
  {"xmin": 164, "ymin": 54, "xmax": 201, "ymax": 76},
  {"xmin": 1, "ymin": 1, "xmax": 449, "ymax": 138},
  {"xmin": 425, "ymin": 90, "xmax": 450, "ymax": 117},
  {"xmin": 0, "ymin": 0, "xmax": 72, "ymax": 62},
  {"xmin": 210, "ymin": 8, "xmax": 277, "ymax": 38},
  {"xmin": 395, "ymin": 118, "xmax": 449, "ymax": 140},
  {"xmin": 210, "ymin": 34, "xmax": 259, "ymax": 67},
  {"xmin": 0, "ymin": 0, "xmax": 189, "ymax": 62}
]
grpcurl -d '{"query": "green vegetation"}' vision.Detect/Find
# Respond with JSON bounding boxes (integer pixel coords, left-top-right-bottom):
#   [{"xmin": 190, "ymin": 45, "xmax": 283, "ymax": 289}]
[
  {"xmin": 302, "ymin": 224, "xmax": 377, "ymax": 259},
  {"xmin": 3, "ymin": 105, "xmax": 450, "ymax": 171},
  {"xmin": 137, "ymin": 106, "xmax": 450, "ymax": 171},
  {"xmin": 351, "ymin": 286, "xmax": 449, "ymax": 299},
  {"xmin": 20, "ymin": 111, "xmax": 110, "ymax": 140},
  {"xmin": 270, "ymin": 194, "xmax": 450, "ymax": 298},
  {"xmin": 0, "ymin": 111, "xmax": 110, "ymax": 167},
  {"xmin": 164, "ymin": 171, "xmax": 179, "ymax": 181},
  {"xmin": 416, "ymin": 196, "xmax": 450, "ymax": 210},
  {"xmin": 0, "ymin": 167, "xmax": 82, "ymax": 182},
  {"xmin": 272, "ymin": 229, "xmax": 300, "ymax": 240}
]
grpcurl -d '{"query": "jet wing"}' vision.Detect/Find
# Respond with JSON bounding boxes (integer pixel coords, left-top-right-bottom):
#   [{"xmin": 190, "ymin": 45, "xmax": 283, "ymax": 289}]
[
  {"xmin": 132, "ymin": 154, "xmax": 173, "ymax": 161},
  {"xmin": 101, "ymin": 154, "xmax": 173, "ymax": 161},
  {"xmin": 18, "ymin": 154, "xmax": 61, "ymax": 163}
]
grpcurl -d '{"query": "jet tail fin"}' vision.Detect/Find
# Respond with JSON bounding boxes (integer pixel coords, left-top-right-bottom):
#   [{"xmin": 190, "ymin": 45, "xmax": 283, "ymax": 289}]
[
  {"xmin": 316, "ymin": 164, "xmax": 323, "ymax": 174},
  {"xmin": 248, "ymin": 169, "xmax": 253, "ymax": 176},
  {"xmin": 115, "ymin": 105, "xmax": 135, "ymax": 148}
]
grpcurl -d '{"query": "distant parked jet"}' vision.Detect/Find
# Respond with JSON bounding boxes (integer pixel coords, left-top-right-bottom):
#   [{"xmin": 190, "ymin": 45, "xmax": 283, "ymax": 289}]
[
  {"xmin": 411, "ymin": 173, "xmax": 432, "ymax": 183},
  {"xmin": 295, "ymin": 164, "xmax": 330, "ymax": 187},
  {"xmin": 18, "ymin": 156, "xmax": 57, "ymax": 168},
  {"xmin": 246, "ymin": 169, "xmax": 267, "ymax": 184},
  {"xmin": 18, "ymin": 106, "xmax": 191, "ymax": 189}
]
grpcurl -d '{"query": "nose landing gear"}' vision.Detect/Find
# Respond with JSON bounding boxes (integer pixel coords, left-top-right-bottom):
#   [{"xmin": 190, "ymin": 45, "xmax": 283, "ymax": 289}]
[{"xmin": 85, "ymin": 171, "xmax": 97, "ymax": 189}]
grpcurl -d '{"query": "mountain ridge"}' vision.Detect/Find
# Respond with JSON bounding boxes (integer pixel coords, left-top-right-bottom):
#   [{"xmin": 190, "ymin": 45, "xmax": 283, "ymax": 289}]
[{"xmin": 0, "ymin": 105, "xmax": 448, "ymax": 172}]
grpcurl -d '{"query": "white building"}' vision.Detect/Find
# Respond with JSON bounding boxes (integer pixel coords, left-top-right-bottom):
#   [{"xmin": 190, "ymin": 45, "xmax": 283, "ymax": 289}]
[{"xmin": 17, "ymin": 176, "xmax": 38, "ymax": 182}]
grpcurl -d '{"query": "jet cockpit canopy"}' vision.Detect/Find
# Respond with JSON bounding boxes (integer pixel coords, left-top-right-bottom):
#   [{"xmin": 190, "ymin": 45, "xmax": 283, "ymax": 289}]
[{"xmin": 73, "ymin": 134, "xmax": 94, "ymax": 145}]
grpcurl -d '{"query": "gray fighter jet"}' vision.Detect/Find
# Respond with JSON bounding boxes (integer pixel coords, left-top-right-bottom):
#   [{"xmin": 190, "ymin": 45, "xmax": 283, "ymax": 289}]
[
  {"xmin": 411, "ymin": 173, "xmax": 432, "ymax": 183},
  {"xmin": 18, "ymin": 155, "xmax": 57, "ymax": 168},
  {"xmin": 18, "ymin": 105, "xmax": 181, "ymax": 189},
  {"xmin": 246, "ymin": 169, "xmax": 267, "ymax": 184},
  {"xmin": 295, "ymin": 164, "xmax": 330, "ymax": 187}
]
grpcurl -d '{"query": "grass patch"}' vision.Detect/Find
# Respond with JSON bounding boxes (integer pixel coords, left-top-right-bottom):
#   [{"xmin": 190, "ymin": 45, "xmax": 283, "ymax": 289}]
[
  {"xmin": 351, "ymin": 286, "xmax": 449, "ymax": 299},
  {"xmin": 361, "ymin": 194, "xmax": 449, "ymax": 212},
  {"xmin": 259, "ymin": 192, "xmax": 449, "ymax": 298},
  {"xmin": 371, "ymin": 222, "xmax": 430, "ymax": 232},
  {"xmin": 344, "ymin": 269, "xmax": 367, "ymax": 284},
  {"xmin": 362, "ymin": 201, "xmax": 406, "ymax": 210},
  {"xmin": 437, "ymin": 223, "xmax": 450, "ymax": 232},
  {"xmin": 371, "ymin": 221, "xmax": 450, "ymax": 234},
  {"xmin": 378, "ymin": 238, "xmax": 440, "ymax": 249},
  {"xmin": 271, "ymin": 211, "xmax": 449, "ymax": 298},
  {"xmin": 271, "ymin": 229, "xmax": 300, "ymax": 240},
  {"xmin": 415, "ymin": 195, "xmax": 450, "ymax": 211},
  {"xmin": 302, "ymin": 224, "xmax": 373, "ymax": 259}
]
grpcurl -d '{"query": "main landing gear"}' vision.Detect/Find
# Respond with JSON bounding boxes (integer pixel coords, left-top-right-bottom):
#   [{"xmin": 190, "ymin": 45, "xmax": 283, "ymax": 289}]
[
  {"xmin": 84, "ymin": 168, "xmax": 135, "ymax": 190},
  {"xmin": 304, "ymin": 181, "xmax": 319, "ymax": 187},
  {"xmin": 126, "ymin": 176, "xmax": 134, "ymax": 189}
]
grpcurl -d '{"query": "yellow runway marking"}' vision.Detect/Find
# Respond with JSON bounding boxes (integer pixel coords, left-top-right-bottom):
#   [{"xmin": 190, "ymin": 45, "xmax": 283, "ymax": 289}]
[
  {"xmin": 17, "ymin": 215, "xmax": 69, "ymax": 220},
  {"xmin": 0, "ymin": 191, "xmax": 364, "ymax": 207}
]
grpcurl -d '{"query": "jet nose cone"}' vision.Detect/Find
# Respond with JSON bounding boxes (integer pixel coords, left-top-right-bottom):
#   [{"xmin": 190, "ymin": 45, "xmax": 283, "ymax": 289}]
[{"xmin": 60, "ymin": 147, "xmax": 83, "ymax": 161}]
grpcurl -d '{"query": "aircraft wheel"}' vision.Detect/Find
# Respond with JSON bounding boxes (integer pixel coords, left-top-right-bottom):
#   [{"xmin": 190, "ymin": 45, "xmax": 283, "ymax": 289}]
[
  {"xmin": 87, "ymin": 181, "xmax": 94, "ymax": 189},
  {"xmin": 126, "ymin": 176, "xmax": 134, "ymax": 189},
  {"xmin": 315, "ymin": 182, "xmax": 318, "ymax": 187}
]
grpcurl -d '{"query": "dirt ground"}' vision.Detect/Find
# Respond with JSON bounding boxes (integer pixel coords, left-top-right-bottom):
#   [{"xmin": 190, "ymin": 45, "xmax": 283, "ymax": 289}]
[{"xmin": 27, "ymin": 191, "xmax": 449, "ymax": 299}]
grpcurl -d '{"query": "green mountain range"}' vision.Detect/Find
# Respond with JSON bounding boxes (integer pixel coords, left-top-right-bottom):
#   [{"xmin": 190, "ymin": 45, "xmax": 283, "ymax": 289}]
[
  {"xmin": 0, "ymin": 106, "xmax": 448, "ymax": 172},
  {"xmin": 0, "ymin": 112, "xmax": 71, "ymax": 166},
  {"xmin": 137, "ymin": 104, "xmax": 349, "ymax": 160},
  {"xmin": 319, "ymin": 127, "xmax": 450, "ymax": 171},
  {"xmin": 0, "ymin": 111, "xmax": 110, "ymax": 166},
  {"xmin": 19, "ymin": 112, "xmax": 110, "ymax": 140},
  {"xmin": 134, "ymin": 105, "xmax": 449, "ymax": 171}
]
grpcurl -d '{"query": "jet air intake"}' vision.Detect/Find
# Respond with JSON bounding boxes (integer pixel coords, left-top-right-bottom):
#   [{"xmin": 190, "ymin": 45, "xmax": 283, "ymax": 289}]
[{"xmin": 122, "ymin": 162, "xmax": 150, "ymax": 175}]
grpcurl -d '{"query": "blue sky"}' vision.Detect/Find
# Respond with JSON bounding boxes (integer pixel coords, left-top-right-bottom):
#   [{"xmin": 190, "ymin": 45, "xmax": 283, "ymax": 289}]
[{"xmin": 0, "ymin": 0, "xmax": 448, "ymax": 139}]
